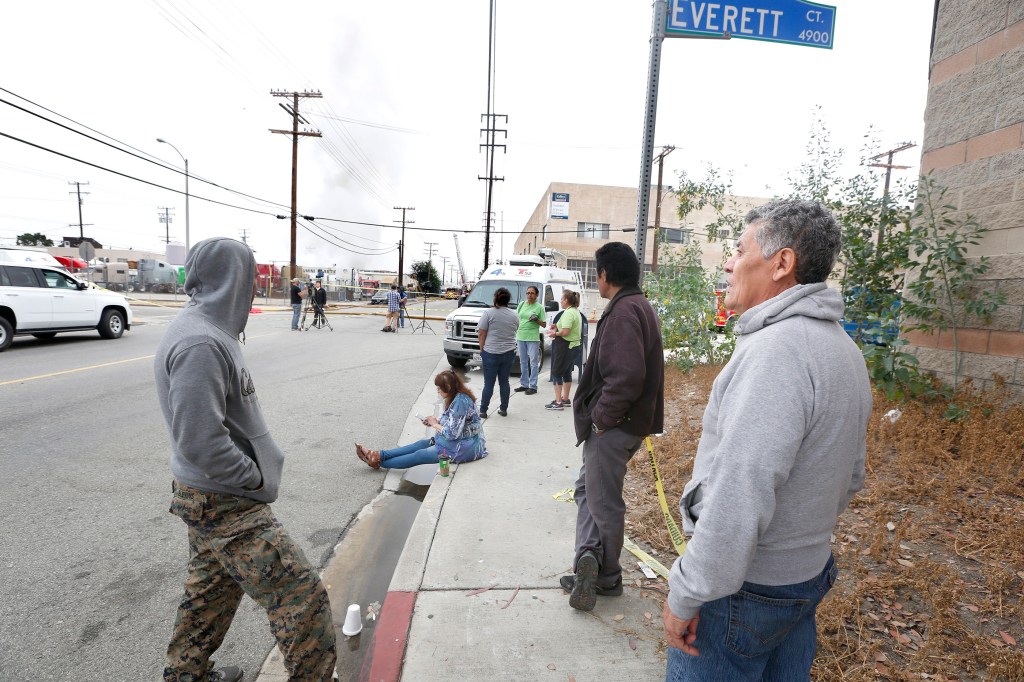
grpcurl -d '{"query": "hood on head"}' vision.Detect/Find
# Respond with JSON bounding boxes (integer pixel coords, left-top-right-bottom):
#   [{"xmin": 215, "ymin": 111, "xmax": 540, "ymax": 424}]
[{"xmin": 183, "ymin": 238, "xmax": 255, "ymax": 335}]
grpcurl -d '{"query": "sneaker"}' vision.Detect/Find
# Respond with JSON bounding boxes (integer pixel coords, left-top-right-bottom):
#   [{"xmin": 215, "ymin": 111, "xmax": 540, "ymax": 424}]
[
  {"xmin": 568, "ymin": 550, "xmax": 599, "ymax": 611},
  {"xmin": 544, "ymin": 401, "xmax": 563, "ymax": 411},
  {"xmin": 210, "ymin": 667, "xmax": 243, "ymax": 682},
  {"xmin": 525, "ymin": 389, "xmax": 537, "ymax": 395},
  {"xmin": 381, "ymin": 327, "xmax": 390, "ymax": 332},
  {"xmin": 560, "ymin": 398, "xmax": 572, "ymax": 406},
  {"xmin": 480, "ymin": 410, "xmax": 488, "ymax": 419},
  {"xmin": 559, "ymin": 575, "xmax": 623, "ymax": 597},
  {"xmin": 497, "ymin": 408, "xmax": 507, "ymax": 417},
  {"xmin": 514, "ymin": 386, "xmax": 529, "ymax": 393}
]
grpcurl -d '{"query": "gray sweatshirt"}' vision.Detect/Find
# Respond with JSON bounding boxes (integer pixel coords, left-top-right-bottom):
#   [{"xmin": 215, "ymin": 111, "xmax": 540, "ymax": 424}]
[
  {"xmin": 668, "ymin": 283, "xmax": 871, "ymax": 619},
  {"xmin": 154, "ymin": 238, "xmax": 285, "ymax": 503}
]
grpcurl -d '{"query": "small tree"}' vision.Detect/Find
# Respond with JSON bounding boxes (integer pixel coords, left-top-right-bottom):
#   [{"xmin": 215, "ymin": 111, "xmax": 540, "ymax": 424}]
[
  {"xmin": 411, "ymin": 260, "xmax": 441, "ymax": 293},
  {"xmin": 901, "ymin": 175, "xmax": 1005, "ymax": 394},
  {"xmin": 16, "ymin": 232, "xmax": 53, "ymax": 247}
]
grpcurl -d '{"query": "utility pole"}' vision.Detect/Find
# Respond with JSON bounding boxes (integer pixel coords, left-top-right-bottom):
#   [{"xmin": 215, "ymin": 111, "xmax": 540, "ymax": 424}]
[
  {"xmin": 439, "ymin": 255, "xmax": 450, "ymax": 286},
  {"xmin": 68, "ymin": 181, "xmax": 90, "ymax": 239},
  {"xmin": 239, "ymin": 228, "xmax": 251, "ymax": 245},
  {"xmin": 270, "ymin": 89, "xmax": 323, "ymax": 278},
  {"xmin": 158, "ymin": 207, "xmax": 175, "ymax": 244},
  {"xmin": 423, "ymin": 241, "xmax": 438, "ymax": 292},
  {"xmin": 869, "ymin": 142, "xmax": 916, "ymax": 251},
  {"xmin": 394, "ymin": 206, "xmax": 415, "ymax": 288},
  {"xmin": 651, "ymin": 145, "xmax": 675, "ymax": 273},
  {"xmin": 478, "ymin": 0, "xmax": 506, "ymax": 270}
]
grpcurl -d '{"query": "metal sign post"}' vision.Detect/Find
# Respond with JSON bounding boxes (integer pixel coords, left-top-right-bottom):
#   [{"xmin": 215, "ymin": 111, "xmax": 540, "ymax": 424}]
[{"xmin": 633, "ymin": 0, "xmax": 836, "ymax": 279}]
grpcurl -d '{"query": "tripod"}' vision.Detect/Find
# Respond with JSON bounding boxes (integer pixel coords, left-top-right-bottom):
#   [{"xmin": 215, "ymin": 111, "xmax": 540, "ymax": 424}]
[
  {"xmin": 411, "ymin": 291, "xmax": 435, "ymax": 335},
  {"xmin": 300, "ymin": 286, "xmax": 333, "ymax": 332}
]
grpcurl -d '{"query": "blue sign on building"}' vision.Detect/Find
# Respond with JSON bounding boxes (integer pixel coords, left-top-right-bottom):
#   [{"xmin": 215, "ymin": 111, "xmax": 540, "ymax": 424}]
[{"xmin": 666, "ymin": 0, "xmax": 835, "ymax": 49}]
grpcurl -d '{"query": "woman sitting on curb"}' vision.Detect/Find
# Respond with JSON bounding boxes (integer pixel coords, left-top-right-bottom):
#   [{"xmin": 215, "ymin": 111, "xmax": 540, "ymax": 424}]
[{"xmin": 355, "ymin": 369, "xmax": 487, "ymax": 469}]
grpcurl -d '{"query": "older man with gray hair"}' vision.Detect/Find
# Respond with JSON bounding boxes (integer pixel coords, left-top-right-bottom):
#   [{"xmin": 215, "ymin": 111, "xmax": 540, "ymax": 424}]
[{"xmin": 663, "ymin": 199, "xmax": 871, "ymax": 681}]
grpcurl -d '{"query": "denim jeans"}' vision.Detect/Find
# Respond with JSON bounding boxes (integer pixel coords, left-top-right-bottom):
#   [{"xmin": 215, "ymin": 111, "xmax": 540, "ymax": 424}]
[
  {"xmin": 290, "ymin": 303, "xmax": 301, "ymax": 330},
  {"xmin": 380, "ymin": 437, "xmax": 438, "ymax": 469},
  {"xmin": 665, "ymin": 555, "xmax": 838, "ymax": 682},
  {"xmin": 399, "ymin": 307, "xmax": 406, "ymax": 327},
  {"xmin": 517, "ymin": 340, "xmax": 541, "ymax": 389},
  {"xmin": 480, "ymin": 349, "xmax": 515, "ymax": 412}
]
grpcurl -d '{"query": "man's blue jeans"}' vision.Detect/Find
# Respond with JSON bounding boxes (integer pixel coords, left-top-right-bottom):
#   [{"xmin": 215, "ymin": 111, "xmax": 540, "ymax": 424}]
[
  {"xmin": 380, "ymin": 438, "xmax": 438, "ymax": 469},
  {"xmin": 290, "ymin": 303, "xmax": 301, "ymax": 330},
  {"xmin": 517, "ymin": 340, "xmax": 541, "ymax": 390},
  {"xmin": 665, "ymin": 554, "xmax": 838, "ymax": 682},
  {"xmin": 480, "ymin": 349, "xmax": 515, "ymax": 413},
  {"xmin": 399, "ymin": 307, "xmax": 406, "ymax": 328}
]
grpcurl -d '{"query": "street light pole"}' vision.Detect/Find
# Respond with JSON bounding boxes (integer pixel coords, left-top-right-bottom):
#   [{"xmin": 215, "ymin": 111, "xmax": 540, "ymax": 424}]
[{"xmin": 157, "ymin": 138, "xmax": 190, "ymax": 253}]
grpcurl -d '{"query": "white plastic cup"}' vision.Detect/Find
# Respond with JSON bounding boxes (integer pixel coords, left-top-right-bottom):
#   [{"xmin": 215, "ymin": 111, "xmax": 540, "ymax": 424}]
[{"xmin": 341, "ymin": 603, "xmax": 362, "ymax": 636}]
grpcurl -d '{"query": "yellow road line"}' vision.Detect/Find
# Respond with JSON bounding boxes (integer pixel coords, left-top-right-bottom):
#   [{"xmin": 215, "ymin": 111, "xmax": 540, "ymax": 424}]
[{"xmin": 0, "ymin": 355, "xmax": 155, "ymax": 386}]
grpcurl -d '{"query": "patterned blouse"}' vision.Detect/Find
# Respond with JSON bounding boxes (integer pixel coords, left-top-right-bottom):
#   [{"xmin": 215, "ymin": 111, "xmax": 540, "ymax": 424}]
[{"xmin": 434, "ymin": 392, "xmax": 487, "ymax": 463}]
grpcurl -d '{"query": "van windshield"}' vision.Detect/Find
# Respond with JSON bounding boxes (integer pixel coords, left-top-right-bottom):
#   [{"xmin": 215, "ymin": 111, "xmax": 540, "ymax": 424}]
[{"xmin": 462, "ymin": 280, "xmax": 538, "ymax": 308}]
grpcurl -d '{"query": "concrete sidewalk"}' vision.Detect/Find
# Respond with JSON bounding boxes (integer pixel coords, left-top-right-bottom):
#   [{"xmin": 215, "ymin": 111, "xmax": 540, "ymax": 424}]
[
  {"xmin": 369, "ymin": 358, "xmax": 668, "ymax": 681},
  {"xmin": 254, "ymin": 355, "xmax": 668, "ymax": 681}
]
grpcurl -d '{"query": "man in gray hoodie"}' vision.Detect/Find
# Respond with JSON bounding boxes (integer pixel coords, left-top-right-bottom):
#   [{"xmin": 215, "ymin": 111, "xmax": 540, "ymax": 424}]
[
  {"xmin": 155, "ymin": 238, "xmax": 336, "ymax": 682},
  {"xmin": 663, "ymin": 200, "xmax": 871, "ymax": 681}
]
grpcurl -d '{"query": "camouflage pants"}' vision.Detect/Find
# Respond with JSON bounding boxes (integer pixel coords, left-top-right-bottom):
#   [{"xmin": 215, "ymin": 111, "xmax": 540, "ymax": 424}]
[{"xmin": 164, "ymin": 482, "xmax": 337, "ymax": 682}]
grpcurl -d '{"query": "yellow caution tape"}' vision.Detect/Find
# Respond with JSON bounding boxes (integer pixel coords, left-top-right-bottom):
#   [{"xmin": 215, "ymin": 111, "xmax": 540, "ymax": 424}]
[
  {"xmin": 623, "ymin": 535, "xmax": 671, "ymax": 581},
  {"xmin": 645, "ymin": 437, "xmax": 687, "ymax": 557},
  {"xmin": 552, "ymin": 487, "xmax": 574, "ymax": 503}
]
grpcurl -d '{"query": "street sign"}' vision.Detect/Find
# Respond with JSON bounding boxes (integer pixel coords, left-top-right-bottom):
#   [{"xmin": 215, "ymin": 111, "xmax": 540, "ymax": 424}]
[{"xmin": 666, "ymin": 0, "xmax": 835, "ymax": 49}]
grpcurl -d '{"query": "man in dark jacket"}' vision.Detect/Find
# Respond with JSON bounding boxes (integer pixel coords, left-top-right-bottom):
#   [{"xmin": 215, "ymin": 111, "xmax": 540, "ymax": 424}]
[
  {"xmin": 561, "ymin": 242, "xmax": 665, "ymax": 611},
  {"xmin": 155, "ymin": 238, "xmax": 336, "ymax": 682}
]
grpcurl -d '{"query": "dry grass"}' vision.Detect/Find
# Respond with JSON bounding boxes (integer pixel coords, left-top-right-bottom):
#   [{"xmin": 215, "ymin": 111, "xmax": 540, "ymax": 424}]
[{"xmin": 626, "ymin": 365, "xmax": 1024, "ymax": 681}]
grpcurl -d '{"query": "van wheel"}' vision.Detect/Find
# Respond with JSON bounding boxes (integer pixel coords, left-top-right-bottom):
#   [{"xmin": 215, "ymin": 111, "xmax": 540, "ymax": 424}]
[
  {"xmin": 446, "ymin": 354, "xmax": 468, "ymax": 369},
  {"xmin": 32, "ymin": 332, "xmax": 57, "ymax": 340},
  {"xmin": 0, "ymin": 317, "xmax": 12, "ymax": 351},
  {"xmin": 99, "ymin": 309, "xmax": 125, "ymax": 339}
]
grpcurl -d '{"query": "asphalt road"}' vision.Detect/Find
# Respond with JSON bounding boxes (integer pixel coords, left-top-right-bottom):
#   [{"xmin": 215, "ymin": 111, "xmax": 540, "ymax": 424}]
[{"xmin": 0, "ymin": 300, "xmax": 455, "ymax": 681}]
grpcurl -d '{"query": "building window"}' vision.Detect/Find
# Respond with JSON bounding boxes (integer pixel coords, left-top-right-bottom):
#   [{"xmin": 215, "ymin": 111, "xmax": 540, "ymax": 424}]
[
  {"xmin": 576, "ymin": 222, "xmax": 610, "ymax": 239},
  {"xmin": 567, "ymin": 258, "xmax": 598, "ymax": 289},
  {"xmin": 659, "ymin": 227, "xmax": 691, "ymax": 245}
]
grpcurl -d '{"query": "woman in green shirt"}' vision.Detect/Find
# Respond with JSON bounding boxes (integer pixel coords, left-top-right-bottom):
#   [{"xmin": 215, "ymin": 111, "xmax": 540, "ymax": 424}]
[
  {"xmin": 515, "ymin": 285, "xmax": 547, "ymax": 394},
  {"xmin": 545, "ymin": 289, "xmax": 582, "ymax": 410}
]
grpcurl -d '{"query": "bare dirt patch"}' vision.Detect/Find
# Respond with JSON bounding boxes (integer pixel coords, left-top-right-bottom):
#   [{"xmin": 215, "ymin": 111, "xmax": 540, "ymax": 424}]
[{"xmin": 626, "ymin": 364, "xmax": 1024, "ymax": 680}]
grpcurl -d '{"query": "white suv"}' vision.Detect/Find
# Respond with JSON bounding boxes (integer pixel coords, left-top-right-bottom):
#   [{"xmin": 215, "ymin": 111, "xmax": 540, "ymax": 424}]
[{"xmin": 0, "ymin": 262, "xmax": 133, "ymax": 351}]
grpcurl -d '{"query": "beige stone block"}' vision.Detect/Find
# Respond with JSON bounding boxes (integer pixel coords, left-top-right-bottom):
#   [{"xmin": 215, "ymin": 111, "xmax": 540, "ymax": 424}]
[
  {"xmin": 959, "ymin": 350, "xmax": 1017, "ymax": 380},
  {"xmin": 1012, "ymin": 7, "xmax": 1024, "ymax": 27},
  {"xmin": 927, "ymin": 158, "xmax": 992, "ymax": 187},
  {"xmin": 964, "ymin": 302, "xmax": 1024, "ymax": 332},
  {"xmin": 1014, "ymin": 358, "xmax": 1024, "ymax": 384},
  {"xmin": 961, "ymin": 179, "xmax": 1017, "ymax": 209},
  {"xmin": 960, "ymin": 5, "xmax": 1013, "ymax": 51},
  {"xmin": 951, "ymin": 56, "xmax": 1004, "ymax": 97},
  {"xmin": 988, "ymin": 147, "xmax": 1024, "ymax": 181},
  {"xmin": 972, "ymin": 201, "xmax": 1024, "ymax": 230},
  {"xmin": 996, "ymin": 278, "xmax": 1024, "ymax": 305},
  {"xmin": 964, "ymin": 228, "xmax": 1008, "ymax": 258},
  {"xmin": 984, "ymin": 253, "xmax": 1024, "ymax": 279},
  {"xmin": 910, "ymin": 346, "xmax": 957, "ymax": 374},
  {"xmin": 1001, "ymin": 43, "xmax": 1024, "ymax": 75},
  {"xmin": 995, "ymin": 96, "xmax": 1024, "ymax": 129}
]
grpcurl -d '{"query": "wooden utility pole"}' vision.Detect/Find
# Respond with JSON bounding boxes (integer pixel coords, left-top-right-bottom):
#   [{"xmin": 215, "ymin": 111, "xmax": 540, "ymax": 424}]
[
  {"xmin": 270, "ymin": 90, "xmax": 322, "ymax": 276},
  {"xmin": 68, "ymin": 181, "xmax": 90, "ymax": 239},
  {"xmin": 158, "ymin": 207, "xmax": 175, "ymax": 244},
  {"xmin": 868, "ymin": 142, "xmax": 916, "ymax": 251},
  {"xmin": 651, "ymin": 145, "xmax": 675, "ymax": 273},
  {"xmin": 394, "ymin": 206, "xmax": 415, "ymax": 288}
]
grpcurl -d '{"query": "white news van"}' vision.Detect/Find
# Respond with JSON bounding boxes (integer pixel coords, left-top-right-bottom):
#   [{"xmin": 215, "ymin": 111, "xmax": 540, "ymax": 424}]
[{"xmin": 443, "ymin": 256, "xmax": 588, "ymax": 369}]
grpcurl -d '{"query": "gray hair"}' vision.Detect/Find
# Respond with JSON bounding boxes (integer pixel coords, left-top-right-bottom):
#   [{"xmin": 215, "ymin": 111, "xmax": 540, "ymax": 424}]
[{"xmin": 744, "ymin": 199, "xmax": 841, "ymax": 284}]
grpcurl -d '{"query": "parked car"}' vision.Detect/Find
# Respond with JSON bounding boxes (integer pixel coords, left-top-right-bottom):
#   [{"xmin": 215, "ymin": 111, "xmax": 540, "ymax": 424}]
[
  {"xmin": 0, "ymin": 262, "xmax": 133, "ymax": 351},
  {"xmin": 369, "ymin": 289, "xmax": 389, "ymax": 305}
]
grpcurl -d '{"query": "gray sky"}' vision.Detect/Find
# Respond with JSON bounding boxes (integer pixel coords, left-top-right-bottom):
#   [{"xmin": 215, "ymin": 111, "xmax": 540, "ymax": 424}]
[{"xmin": 1, "ymin": 0, "xmax": 933, "ymax": 279}]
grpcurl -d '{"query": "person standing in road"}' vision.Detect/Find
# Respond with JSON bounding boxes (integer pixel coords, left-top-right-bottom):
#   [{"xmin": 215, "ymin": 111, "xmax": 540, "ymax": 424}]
[
  {"xmin": 545, "ymin": 289, "xmax": 582, "ymax": 411},
  {"xmin": 312, "ymin": 279, "xmax": 328, "ymax": 328},
  {"xmin": 476, "ymin": 286, "xmax": 519, "ymax": 419},
  {"xmin": 561, "ymin": 242, "xmax": 664, "ymax": 612},
  {"xmin": 155, "ymin": 238, "xmax": 337, "ymax": 682},
  {"xmin": 662, "ymin": 200, "xmax": 871, "ymax": 681},
  {"xmin": 398, "ymin": 285, "xmax": 408, "ymax": 329},
  {"xmin": 289, "ymin": 277, "xmax": 304, "ymax": 331},
  {"xmin": 383, "ymin": 283, "xmax": 401, "ymax": 332},
  {"xmin": 514, "ymin": 285, "xmax": 547, "ymax": 395}
]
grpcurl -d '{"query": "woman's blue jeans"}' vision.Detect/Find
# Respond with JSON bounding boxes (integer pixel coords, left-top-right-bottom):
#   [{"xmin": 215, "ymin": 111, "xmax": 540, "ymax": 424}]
[
  {"xmin": 380, "ymin": 438, "xmax": 438, "ymax": 469},
  {"xmin": 480, "ymin": 349, "xmax": 515, "ymax": 412},
  {"xmin": 517, "ymin": 340, "xmax": 541, "ymax": 390},
  {"xmin": 665, "ymin": 555, "xmax": 838, "ymax": 682}
]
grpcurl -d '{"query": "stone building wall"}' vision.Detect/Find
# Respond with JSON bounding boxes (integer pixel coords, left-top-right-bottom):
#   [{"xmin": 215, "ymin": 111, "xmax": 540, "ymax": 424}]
[{"xmin": 905, "ymin": 0, "xmax": 1024, "ymax": 398}]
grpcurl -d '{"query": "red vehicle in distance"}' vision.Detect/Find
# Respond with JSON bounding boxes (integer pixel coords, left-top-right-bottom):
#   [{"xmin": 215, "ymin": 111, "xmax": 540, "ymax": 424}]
[{"xmin": 713, "ymin": 289, "xmax": 738, "ymax": 331}]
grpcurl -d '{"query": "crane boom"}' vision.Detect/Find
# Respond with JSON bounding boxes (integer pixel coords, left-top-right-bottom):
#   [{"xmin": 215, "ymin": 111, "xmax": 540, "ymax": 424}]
[{"xmin": 452, "ymin": 234, "xmax": 468, "ymax": 285}]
